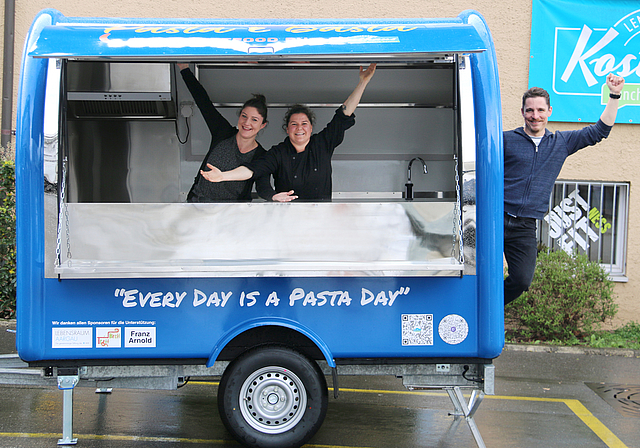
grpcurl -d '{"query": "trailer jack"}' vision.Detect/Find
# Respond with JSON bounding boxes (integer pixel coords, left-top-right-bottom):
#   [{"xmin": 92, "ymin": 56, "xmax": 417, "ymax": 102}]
[
  {"xmin": 446, "ymin": 387, "xmax": 486, "ymax": 448},
  {"xmin": 57, "ymin": 374, "xmax": 79, "ymax": 445},
  {"xmin": 401, "ymin": 363, "xmax": 493, "ymax": 448}
]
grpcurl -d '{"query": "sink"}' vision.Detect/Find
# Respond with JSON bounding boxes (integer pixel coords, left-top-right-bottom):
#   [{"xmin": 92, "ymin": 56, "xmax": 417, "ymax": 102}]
[
  {"xmin": 331, "ymin": 191, "xmax": 455, "ymax": 202},
  {"xmin": 332, "ymin": 192, "xmax": 403, "ymax": 200},
  {"xmin": 408, "ymin": 191, "xmax": 456, "ymax": 199}
]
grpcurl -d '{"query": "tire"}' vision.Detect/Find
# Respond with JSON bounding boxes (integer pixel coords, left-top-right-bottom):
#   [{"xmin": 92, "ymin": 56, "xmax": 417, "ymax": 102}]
[{"xmin": 217, "ymin": 345, "xmax": 328, "ymax": 448}]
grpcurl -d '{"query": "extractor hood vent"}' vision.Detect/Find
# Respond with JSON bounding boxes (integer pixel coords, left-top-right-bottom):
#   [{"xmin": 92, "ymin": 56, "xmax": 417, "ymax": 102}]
[
  {"xmin": 67, "ymin": 94, "xmax": 175, "ymax": 118},
  {"xmin": 66, "ymin": 61, "xmax": 176, "ymax": 119}
]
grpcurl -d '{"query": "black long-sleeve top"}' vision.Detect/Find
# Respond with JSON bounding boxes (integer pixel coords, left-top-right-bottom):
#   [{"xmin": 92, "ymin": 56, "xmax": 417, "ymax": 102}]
[
  {"xmin": 180, "ymin": 67, "xmax": 272, "ymax": 202},
  {"xmin": 244, "ymin": 108, "xmax": 355, "ymax": 201}
]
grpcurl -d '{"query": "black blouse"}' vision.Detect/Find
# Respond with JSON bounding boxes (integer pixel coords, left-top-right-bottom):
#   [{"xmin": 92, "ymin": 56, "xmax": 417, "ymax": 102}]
[
  {"xmin": 245, "ymin": 108, "xmax": 355, "ymax": 201},
  {"xmin": 180, "ymin": 67, "xmax": 271, "ymax": 202}
]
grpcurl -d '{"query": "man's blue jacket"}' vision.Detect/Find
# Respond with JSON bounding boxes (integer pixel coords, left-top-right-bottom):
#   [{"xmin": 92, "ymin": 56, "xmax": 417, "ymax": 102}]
[{"xmin": 503, "ymin": 119, "xmax": 612, "ymax": 220}]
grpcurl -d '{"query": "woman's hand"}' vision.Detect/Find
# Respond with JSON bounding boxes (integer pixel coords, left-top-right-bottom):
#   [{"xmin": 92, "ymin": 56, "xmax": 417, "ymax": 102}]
[
  {"xmin": 359, "ymin": 63, "xmax": 377, "ymax": 83},
  {"xmin": 201, "ymin": 164, "xmax": 223, "ymax": 182},
  {"xmin": 272, "ymin": 190, "xmax": 298, "ymax": 202},
  {"xmin": 342, "ymin": 63, "xmax": 377, "ymax": 116},
  {"xmin": 177, "ymin": 62, "xmax": 189, "ymax": 71}
]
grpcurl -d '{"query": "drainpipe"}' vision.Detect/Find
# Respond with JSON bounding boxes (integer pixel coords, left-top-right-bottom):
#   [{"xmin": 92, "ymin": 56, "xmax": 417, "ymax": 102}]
[{"xmin": 1, "ymin": 0, "xmax": 15, "ymax": 151}]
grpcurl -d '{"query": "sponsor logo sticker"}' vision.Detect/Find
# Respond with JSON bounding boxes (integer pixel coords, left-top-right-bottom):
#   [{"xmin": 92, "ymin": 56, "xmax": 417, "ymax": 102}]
[
  {"xmin": 124, "ymin": 327, "xmax": 156, "ymax": 348},
  {"xmin": 96, "ymin": 327, "xmax": 122, "ymax": 348},
  {"xmin": 52, "ymin": 327, "xmax": 92, "ymax": 348}
]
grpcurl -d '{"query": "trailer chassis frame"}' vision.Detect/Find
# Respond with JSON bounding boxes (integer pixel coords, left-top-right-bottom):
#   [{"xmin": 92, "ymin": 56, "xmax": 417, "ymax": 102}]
[{"xmin": 0, "ymin": 354, "xmax": 493, "ymax": 447}]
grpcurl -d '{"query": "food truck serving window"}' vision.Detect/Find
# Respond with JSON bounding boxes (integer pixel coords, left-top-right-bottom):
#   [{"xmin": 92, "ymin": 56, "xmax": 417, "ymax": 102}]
[{"xmin": 36, "ymin": 18, "xmax": 483, "ymax": 280}]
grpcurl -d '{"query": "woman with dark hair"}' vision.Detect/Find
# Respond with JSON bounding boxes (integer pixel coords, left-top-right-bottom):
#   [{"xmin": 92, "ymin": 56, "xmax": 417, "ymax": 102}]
[
  {"xmin": 199, "ymin": 63, "xmax": 377, "ymax": 202},
  {"xmin": 177, "ymin": 63, "xmax": 272, "ymax": 202}
]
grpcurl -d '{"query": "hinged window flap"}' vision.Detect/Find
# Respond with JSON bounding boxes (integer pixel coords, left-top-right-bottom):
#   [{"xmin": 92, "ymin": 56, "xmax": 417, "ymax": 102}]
[{"xmin": 29, "ymin": 20, "xmax": 486, "ymax": 60}]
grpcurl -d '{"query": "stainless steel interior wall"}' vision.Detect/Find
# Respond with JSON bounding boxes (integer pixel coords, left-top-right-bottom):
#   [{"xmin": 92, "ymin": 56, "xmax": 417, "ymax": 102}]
[{"xmin": 66, "ymin": 120, "xmax": 181, "ymax": 203}]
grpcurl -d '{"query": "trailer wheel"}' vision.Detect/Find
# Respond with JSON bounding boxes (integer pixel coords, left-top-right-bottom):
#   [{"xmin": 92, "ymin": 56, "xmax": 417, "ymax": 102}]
[{"xmin": 217, "ymin": 345, "xmax": 328, "ymax": 448}]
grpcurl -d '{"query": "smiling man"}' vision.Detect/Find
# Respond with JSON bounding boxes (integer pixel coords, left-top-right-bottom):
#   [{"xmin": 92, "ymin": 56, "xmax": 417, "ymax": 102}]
[{"xmin": 502, "ymin": 73, "xmax": 625, "ymax": 306}]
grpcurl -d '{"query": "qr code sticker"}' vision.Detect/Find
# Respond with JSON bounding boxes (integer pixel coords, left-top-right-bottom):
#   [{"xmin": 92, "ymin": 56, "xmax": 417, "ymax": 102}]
[{"xmin": 401, "ymin": 314, "xmax": 433, "ymax": 346}]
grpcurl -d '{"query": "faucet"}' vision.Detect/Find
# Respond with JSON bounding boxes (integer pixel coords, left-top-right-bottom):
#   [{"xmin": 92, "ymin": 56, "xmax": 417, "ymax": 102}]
[{"xmin": 405, "ymin": 157, "xmax": 428, "ymax": 200}]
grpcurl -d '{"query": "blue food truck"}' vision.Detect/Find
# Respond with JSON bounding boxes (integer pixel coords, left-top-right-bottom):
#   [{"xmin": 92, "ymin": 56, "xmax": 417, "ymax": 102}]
[{"xmin": 8, "ymin": 8, "xmax": 503, "ymax": 448}]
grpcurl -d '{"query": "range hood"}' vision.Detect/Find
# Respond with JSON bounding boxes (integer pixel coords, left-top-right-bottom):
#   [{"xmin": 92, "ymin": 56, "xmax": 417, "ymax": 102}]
[{"xmin": 66, "ymin": 61, "xmax": 176, "ymax": 118}]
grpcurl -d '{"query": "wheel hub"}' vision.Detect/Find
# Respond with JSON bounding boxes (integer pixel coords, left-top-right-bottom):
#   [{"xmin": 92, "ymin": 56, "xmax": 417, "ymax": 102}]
[
  {"xmin": 264, "ymin": 389, "xmax": 281, "ymax": 407},
  {"xmin": 239, "ymin": 366, "xmax": 308, "ymax": 434}
]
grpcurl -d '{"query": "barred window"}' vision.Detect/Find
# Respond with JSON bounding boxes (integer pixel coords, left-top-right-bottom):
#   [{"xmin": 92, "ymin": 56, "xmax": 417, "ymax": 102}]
[{"xmin": 537, "ymin": 180, "xmax": 629, "ymax": 281}]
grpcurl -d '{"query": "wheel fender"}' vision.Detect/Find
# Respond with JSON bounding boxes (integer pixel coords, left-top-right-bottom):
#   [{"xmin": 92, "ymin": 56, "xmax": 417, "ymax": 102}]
[{"xmin": 206, "ymin": 317, "xmax": 335, "ymax": 368}]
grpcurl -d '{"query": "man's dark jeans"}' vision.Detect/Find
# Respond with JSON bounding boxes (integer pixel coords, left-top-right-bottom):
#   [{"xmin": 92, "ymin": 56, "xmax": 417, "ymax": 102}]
[{"xmin": 504, "ymin": 213, "xmax": 538, "ymax": 306}]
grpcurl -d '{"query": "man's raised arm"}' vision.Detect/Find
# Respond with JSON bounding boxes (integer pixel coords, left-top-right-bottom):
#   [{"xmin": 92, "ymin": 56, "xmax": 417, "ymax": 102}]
[{"xmin": 601, "ymin": 73, "xmax": 625, "ymax": 126}]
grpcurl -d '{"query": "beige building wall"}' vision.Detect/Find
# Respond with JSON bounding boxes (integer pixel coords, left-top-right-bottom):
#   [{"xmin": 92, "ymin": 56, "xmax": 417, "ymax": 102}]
[{"xmin": 1, "ymin": 0, "xmax": 637, "ymax": 324}]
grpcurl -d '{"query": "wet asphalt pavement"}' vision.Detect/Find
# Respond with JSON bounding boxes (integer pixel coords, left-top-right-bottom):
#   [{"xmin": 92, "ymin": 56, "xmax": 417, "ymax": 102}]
[{"xmin": 1, "ymin": 318, "xmax": 639, "ymax": 448}]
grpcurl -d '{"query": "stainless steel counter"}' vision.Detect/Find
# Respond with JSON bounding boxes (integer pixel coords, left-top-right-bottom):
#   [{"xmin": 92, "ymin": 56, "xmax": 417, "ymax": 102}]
[{"xmin": 49, "ymin": 200, "xmax": 469, "ymax": 279}]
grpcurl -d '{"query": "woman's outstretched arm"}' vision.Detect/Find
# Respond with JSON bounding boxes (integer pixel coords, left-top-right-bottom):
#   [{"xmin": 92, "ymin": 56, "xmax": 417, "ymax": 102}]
[
  {"xmin": 342, "ymin": 63, "xmax": 377, "ymax": 116},
  {"xmin": 200, "ymin": 164, "xmax": 253, "ymax": 183}
]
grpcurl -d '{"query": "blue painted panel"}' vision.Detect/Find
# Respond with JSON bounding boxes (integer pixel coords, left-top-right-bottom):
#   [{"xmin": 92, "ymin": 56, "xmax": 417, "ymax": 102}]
[
  {"xmin": 460, "ymin": 10, "xmax": 504, "ymax": 359},
  {"xmin": 15, "ymin": 10, "xmax": 51, "ymax": 361},
  {"xmin": 24, "ymin": 276, "xmax": 479, "ymax": 363}
]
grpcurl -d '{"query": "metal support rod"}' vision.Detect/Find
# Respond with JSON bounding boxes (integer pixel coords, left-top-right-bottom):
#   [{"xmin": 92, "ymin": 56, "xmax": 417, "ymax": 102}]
[
  {"xmin": 57, "ymin": 375, "xmax": 79, "ymax": 445},
  {"xmin": 467, "ymin": 389, "xmax": 485, "ymax": 417},
  {"xmin": 446, "ymin": 386, "xmax": 486, "ymax": 448}
]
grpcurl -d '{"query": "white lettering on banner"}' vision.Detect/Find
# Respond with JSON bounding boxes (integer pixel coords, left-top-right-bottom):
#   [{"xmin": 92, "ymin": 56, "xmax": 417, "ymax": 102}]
[
  {"xmin": 114, "ymin": 286, "xmax": 412, "ymax": 309},
  {"xmin": 543, "ymin": 189, "xmax": 606, "ymax": 254},
  {"xmin": 555, "ymin": 7, "xmax": 640, "ymax": 96},
  {"xmin": 561, "ymin": 26, "xmax": 619, "ymax": 87},
  {"xmin": 622, "ymin": 13, "xmax": 640, "ymax": 32}
]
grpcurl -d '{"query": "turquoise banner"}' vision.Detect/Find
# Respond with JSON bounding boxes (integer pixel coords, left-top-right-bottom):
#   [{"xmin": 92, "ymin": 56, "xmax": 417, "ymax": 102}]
[{"xmin": 530, "ymin": 0, "xmax": 640, "ymax": 123}]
